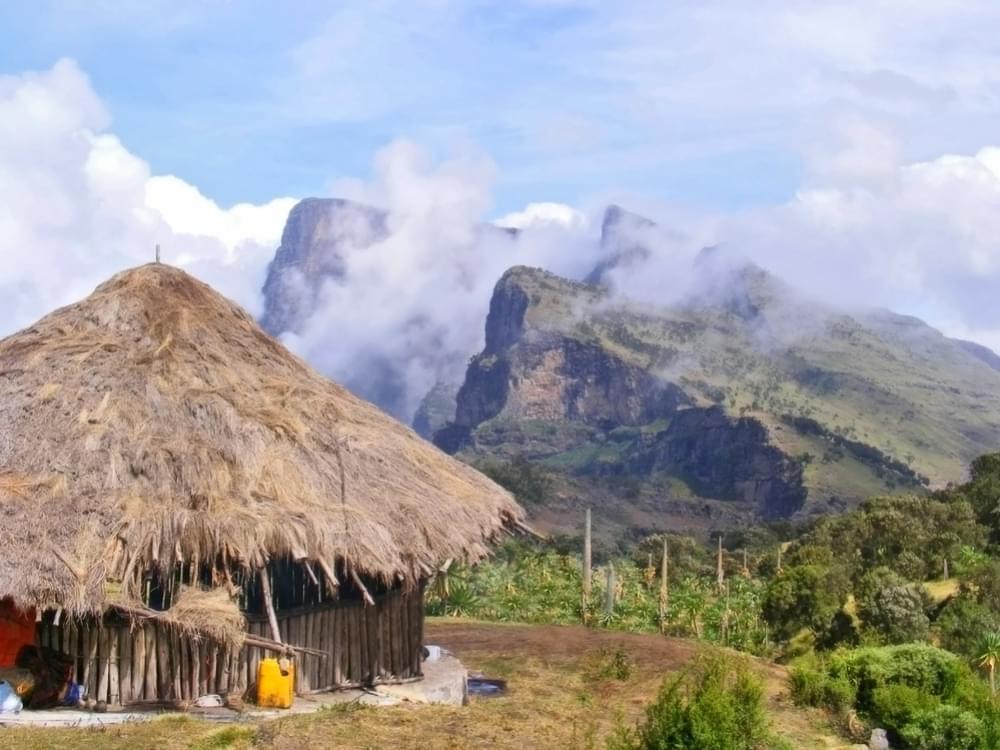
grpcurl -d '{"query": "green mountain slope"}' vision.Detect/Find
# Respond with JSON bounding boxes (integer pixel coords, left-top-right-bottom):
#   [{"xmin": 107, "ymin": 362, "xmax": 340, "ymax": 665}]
[{"xmin": 433, "ymin": 260, "xmax": 1000, "ymax": 538}]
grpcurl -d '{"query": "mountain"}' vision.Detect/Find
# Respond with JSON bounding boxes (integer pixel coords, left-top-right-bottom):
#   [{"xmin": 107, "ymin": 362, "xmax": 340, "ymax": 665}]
[
  {"xmin": 585, "ymin": 205, "xmax": 656, "ymax": 286},
  {"xmin": 433, "ymin": 260, "xmax": 1000, "ymax": 541},
  {"xmin": 260, "ymin": 198, "xmax": 387, "ymax": 335}
]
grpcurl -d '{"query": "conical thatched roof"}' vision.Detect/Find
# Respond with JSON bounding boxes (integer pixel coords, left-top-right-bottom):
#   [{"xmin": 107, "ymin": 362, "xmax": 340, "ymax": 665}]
[{"xmin": 0, "ymin": 264, "xmax": 524, "ymax": 615}]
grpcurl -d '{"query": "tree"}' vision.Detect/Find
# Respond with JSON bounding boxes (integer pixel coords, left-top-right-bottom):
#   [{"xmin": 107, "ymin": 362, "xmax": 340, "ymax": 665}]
[
  {"xmin": 977, "ymin": 632, "xmax": 1000, "ymax": 698},
  {"xmin": 937, "ymin": 597, "xmax": 1000, "ymax": 658},
  {"xmin": 855, "ymin": 567, "xmax": 931, "ymax": 644},
  {"xmin": 761, "ymin": 564, "xmax": 848, "ymax": 642}
]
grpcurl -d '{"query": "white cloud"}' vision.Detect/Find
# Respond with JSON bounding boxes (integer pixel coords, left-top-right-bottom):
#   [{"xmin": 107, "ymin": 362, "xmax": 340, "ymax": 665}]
[
  {"xmin": 0, "ymin": 60, "xmax": 294, "ymax": 333},
  {"xmin": 495, "ymin": 202, "xmax": 588, "ymax": 230},
  {"xmin": 712, "ymin": 134, "xmax": 1000, "ymax": 347},
  {"xmin": 282, "ymin": 142, "xmax": 599, "ymax": 419}
]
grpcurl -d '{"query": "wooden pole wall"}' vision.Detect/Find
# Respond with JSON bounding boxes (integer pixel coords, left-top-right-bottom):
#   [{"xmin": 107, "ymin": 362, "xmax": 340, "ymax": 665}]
[{"xmin": 37, "ymin": 585, "xmax": 424, "ymax": 705}]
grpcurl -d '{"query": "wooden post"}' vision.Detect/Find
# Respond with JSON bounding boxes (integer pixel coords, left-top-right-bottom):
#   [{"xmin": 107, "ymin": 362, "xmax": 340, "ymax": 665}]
[
  {"xmin": 777, "ymin": 544, "xmax": 783, "ymax": 574},
  {"xmin": 604, "ymin": 564, "xmax": 615, "ymax": 618},
  {"xmin": 658, "ymin": 537, "xmax": 669, "ymax": 634},
  {"xmin": 260, "ymin": 569, "xmax": 283, "ymax": 644},
  {"xmin": 582, "ymin": 508, "xmax": 592, "ymax": 623},
  {"xmin": 109, "ymin": 627, "xmax": 121, "ymax": 707},
  {"xmin": 742, "ymin": 548, "xmax": 750, "ymax": 578},
  {"xmin": 716, "ymin": 535, "xmax": 724, "ymax": 589},
  {"xmin": 84, "ymin": 623, "xmax": 98, "ymax": 699},
  {"xmin": 943, "ymin": 557, "xmax": 950, "ymax": 580},
  {"xmin": 97, "ymin": 627, "xmax": 110, "ymax": 704},
  {"xmin": 145, "ymin": 626, "xmax": 158, "ymax": 701},
  {"xmin": 66, "ymin": 619, "xmax": 78, "ymax": 683}
]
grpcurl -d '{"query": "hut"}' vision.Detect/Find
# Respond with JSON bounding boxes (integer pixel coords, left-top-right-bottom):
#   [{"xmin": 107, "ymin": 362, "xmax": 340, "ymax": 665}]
[{"xmin": 0, "ymin": 264, "xmax": 524, "ymax": 706}]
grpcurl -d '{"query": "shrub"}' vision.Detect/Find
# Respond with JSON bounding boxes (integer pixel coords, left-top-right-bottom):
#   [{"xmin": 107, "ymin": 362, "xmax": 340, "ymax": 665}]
[
  {"xmin": 870, "ymin": 683, "xmax": 939, "ymax": 738},
  {"xmin": 608, "ymin": 655, "xmax": 779, "ymax": 750},
  {"xmin": 855, "ymin": 568, "xmax": 932, "ymax": 644},
  {"xmin": 826, "ymin": 644, "xmax": 978, "ymax": 714},
  {"xmin": 897, "ymin": 705, "xmax": 985, "ymax": 750},
  {"xmin": 761, "ymin": 564, "xmax": 848, "ymax": 641},
  {"xmin": 789, "ymin": 665, "xmax": 854, "ymax": 713},
  {"xmin": 936, "ymin": 597, "xmax": 1000, "ymax": 658}
]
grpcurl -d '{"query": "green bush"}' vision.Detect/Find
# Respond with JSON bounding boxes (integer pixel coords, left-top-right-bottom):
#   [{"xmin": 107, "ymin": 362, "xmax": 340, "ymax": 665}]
[
  {"xmin": 788, "ymin": 665, "xmax": 854, "ymax": 712},
  {"xmin": 898, "ymin": 705, "xmax": 985, "ymax": 750},
  {"xmin": 855, "ymin": 567, "xmax": 932, "ymax": 644},
  {"xmin": 792, "ymin": 644, "xmax": 995, "ymax": 749},
  {"xmin": 870, "ymin": 683, "xmax": 940, "ymax": 737},
  {"xmin": 608, "ymin": 655, "xmax": 780, "ymax": 750},
  {"xmin": 826, "ymin": 644, "xmax": 975, "ymax": 713},
  {"xmin": 761, "ymin": 564, "xmax": 848, "ymax": 641},
  {"xmin": 936, "ymin": 597, "xmax": 1000, "ymax": 658}
]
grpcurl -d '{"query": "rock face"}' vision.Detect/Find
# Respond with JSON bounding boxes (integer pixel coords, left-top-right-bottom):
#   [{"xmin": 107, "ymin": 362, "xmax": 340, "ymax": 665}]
[
  {"xmin": 455, "ymin": 332, "xmax": 689, "ymax": 431},
  {"xmin": 585, "ymin": 205, "xmax": 656, "ymax": 286},
  {"xmin": 434, "ymin": 249, "xmax": 1000, "ymax": 527},
  {"xmin": 437, "ymin": 266, "xmax": 806, "ymax": 518},
  {"xmin": 413, "ymin": 382, "xmax": 460, "ymax": 439},
  {"xmin": 260, "ymin": 198, "xmax": 386, "ymax": 335},
  {"xmin": 627, "ymin": 406, "xmax": 806, "ymax": 518},
  {"xmin": 453, "ymin": 267, "xmax": 689, "ymax": 434}
]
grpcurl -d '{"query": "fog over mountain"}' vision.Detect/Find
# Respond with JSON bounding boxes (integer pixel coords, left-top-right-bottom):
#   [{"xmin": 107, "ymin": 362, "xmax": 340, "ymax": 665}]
[{"xmin": 4, "ymin": 61, "xmax": 1000, "ymax": 426}]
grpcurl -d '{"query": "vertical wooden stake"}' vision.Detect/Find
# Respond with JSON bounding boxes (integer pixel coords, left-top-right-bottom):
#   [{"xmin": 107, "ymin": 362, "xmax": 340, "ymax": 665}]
[
  {"xmin": 604, "ymin": 564, "xmax": 615, "ymax": 618},
  {"xmin": 716, "ymin": 535, "xmax": 724, "ymax": 589},
  {"xmin": 109, "ymin": 627, "xmax": 120, "ymax": 707},
  {"xmin": 260, "ymin": 568, "xmax": 283, "ymax": 644},
  {"xmin": 658, "ymin": 537, "xmax": 669, "ymax": 634},
  {"xmin": 582, "ymin": 508, "xmax": 592, "ymax": 623},
  {"xmin": 777, "ymin": 543, "xmax": 783, "ymax": 574},
  {"xmin": 742, "ymin": 548, "xmax": 749, "ymax": 578}
]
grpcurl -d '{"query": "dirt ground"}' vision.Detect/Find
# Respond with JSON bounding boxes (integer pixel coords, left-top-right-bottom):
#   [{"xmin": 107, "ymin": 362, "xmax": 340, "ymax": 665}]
[{"xmin": 0, "ymin": 619, "xmax": 849, "ymax": 750}]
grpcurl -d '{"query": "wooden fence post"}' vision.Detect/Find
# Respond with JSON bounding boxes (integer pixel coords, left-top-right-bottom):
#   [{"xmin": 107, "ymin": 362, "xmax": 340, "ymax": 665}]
[
  {"xmin": 604, "ymin": 564, "xmax": 615, "ymax": 618},
  {"xmin": 658, "ymin": 537, "xmax": 669, "ymax": 634},
  {"xmin": 582, "ymin": 508, "xmax": 592, "ymax": 623},
  {"xmin": 716, "ymin": 535, "xmax": 725, "ymax": 589}
]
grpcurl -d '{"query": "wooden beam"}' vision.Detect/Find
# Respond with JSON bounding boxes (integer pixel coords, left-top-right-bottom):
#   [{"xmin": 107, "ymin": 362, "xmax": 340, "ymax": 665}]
[
  {"xmin": 349, "ymin": 568, "xmax": 375, "ymax": 607},
  {"xmin": 317, "ymin": 558, "xmax": 340, "ymax": 597},
  {"xmin": 259, "ymin": 568, "xmax": 283, "ymax": 644}
]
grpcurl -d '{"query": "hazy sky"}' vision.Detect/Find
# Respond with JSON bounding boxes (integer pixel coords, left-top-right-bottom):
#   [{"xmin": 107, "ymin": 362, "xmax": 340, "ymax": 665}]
[{"xmin": 3, "ymin": 1, "xmax": 1000, "ymax": 416}]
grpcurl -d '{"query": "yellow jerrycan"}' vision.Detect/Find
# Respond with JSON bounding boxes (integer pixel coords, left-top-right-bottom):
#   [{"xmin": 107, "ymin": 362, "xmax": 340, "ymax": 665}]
[{"xmin": 257, "ymin": 657, "xmax": 295, "ymax": 708}]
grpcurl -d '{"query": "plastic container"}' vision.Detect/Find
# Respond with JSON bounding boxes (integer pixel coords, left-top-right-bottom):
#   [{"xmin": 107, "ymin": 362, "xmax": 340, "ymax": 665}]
[{"xmin": 256, "ymin": 658, "xmax": 295, "ymax": 709}]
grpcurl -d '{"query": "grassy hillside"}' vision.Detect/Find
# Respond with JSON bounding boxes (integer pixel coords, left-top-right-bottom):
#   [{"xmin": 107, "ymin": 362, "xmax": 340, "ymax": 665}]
[{"xmin": 438, "ymin": 263, "xmax": 1000, "ymax": 538}]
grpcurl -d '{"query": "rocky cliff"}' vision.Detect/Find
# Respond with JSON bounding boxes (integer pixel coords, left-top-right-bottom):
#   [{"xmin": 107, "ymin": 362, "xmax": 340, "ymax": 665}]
[
  {"xmin": 434, "ymin": 256, "xmax": 1000, "ymax": 530},
  {"xmin": 260, "ymin": 198, "xmax": 386, "ymax": 335}
]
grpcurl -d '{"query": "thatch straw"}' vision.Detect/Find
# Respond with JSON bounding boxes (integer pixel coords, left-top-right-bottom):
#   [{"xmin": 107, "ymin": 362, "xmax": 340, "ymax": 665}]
[
  {"xmin": 0, "ymin": 264, "xmax": 524, "ymax": 615},
  {"xmin": 113, "ymin": 586, "xmax": 246, "ymax": 648}
]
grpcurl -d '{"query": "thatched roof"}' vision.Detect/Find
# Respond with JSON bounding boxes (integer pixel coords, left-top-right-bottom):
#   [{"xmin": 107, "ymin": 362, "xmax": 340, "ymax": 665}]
[{"xmin": 0, "ymin": 264, "xmax": 524, "ymax": 615}]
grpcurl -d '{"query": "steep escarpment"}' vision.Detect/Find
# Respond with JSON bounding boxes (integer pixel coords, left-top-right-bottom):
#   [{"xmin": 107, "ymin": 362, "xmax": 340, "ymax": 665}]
[{"xmin": 433, "ymin": 254, "xmax": 1000, "ymax": 534}]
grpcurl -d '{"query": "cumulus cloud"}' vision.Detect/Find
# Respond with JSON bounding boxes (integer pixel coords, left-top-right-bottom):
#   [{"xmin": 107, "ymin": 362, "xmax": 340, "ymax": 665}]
[
  {"xmin": 718, "ymin": 136, "xmax": 1000, "ymax": 350},
  {"xmin": 0, "ymin": 60, "xmax": 293, "ymax": 334},
  {"xmin": 495, "ymin": 202, "xmax": 588, "ymax": 231}
]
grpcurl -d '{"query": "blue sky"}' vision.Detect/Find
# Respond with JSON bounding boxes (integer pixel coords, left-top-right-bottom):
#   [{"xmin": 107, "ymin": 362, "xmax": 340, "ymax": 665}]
[
  {"xmin": 0, "ymin": 1, "xmax": 817, "ymax": 214},
  {"xmin": 3, "ymin": 0, "xmax": 1000, "ymax": 393}
]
